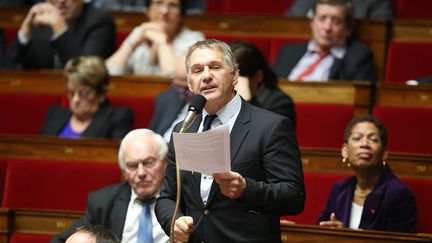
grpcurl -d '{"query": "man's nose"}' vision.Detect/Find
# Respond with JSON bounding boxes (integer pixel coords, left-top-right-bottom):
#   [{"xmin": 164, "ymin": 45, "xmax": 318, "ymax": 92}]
[{"xmin": 202, "ymin": 66, "xmax": 213, "ymax": 81}]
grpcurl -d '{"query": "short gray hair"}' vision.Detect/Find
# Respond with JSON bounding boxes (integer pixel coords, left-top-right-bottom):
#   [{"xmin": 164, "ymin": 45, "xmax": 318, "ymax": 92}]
[
  {"xmin": 118, "ymin": 129, "xmax": 168, "ymax": 170},
  {"xmin": 185, "ymin": 39, "xmax": 237, "ymax": 73}
]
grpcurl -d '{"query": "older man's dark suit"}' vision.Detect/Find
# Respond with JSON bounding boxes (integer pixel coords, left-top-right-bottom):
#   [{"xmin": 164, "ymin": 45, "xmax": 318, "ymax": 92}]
[
  {"xmin": 155, "ymin": 98, "xmax": 305, "ymax": 243},
  {"xmin": 150, "ymin": 86, "xmax": 187, "ymax": 136},
  {"xmin": 272, "ymin": 39, "xmax": 376, "ymax": 82},
  {"xmin": 50, "ymin": 182, "xmax": 131, "ymax": 243},
  {"xmin": 40, "ymin": 101, "xmax": 134, "ymax": 139},
  {"xmin": 6, "ymin": 4, "xmax": 115, "ymax": 69}
]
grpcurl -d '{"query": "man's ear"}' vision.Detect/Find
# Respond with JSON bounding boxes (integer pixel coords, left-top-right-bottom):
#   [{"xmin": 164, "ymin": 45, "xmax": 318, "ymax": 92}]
[{"xmin": 232, "ymin": 66, "xmax": 239, "ymax": 86}]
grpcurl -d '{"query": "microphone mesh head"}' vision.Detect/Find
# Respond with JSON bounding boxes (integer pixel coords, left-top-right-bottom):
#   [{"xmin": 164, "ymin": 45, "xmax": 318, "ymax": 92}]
[{"xmin": 188, "ymin": 95, "xmax": 207, "ymax": 113}]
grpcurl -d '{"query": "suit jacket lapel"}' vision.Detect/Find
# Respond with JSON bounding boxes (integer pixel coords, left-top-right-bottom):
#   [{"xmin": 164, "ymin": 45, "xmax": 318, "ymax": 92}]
[
  {"xmin": 82, "ymin": 102, "xmax": 111, "ymax": 137},
  {"xmin": 110, "ymin": 183, "xmax": 131, "ymax": 239}
]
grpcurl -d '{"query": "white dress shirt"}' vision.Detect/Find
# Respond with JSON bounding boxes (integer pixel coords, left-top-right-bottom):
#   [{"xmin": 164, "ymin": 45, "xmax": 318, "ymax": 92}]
[{"xmin": 198, "ymin": 94, "xmax": 241, "ymax": 204}]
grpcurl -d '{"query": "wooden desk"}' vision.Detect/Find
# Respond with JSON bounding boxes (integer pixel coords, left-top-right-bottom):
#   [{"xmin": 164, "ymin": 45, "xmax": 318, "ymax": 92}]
[
  {"xmin": 0, "ymin": 135, "xmax": 120, "ymax": 163},
  {"xmin": 0, "ymin": 208, "xmax": 8, "ymax": 243},
  {"xmin": 281, "ymin": 224, "xmax": 432, "ymax": 242},
  {"xmin": 0, "ymin": 135, "xmax": 430, "ymax": 178},
  {"xmin": 301, "ymin": 147, "xmax": 432, "ymax": 179},
  {"xmin": 0, "ymin": 69, "xmax": 172, "ymax": 97},
  {"xmin": 375, "ymin": 83, "xmax": 432, "ymax": 108},
  {"xmin": 279, "ymin": 80, "xmax": 372, "ymax": 115},
  {"xmin": 391, "ymin": 19, "xmax": 432, "ymax": 42}
]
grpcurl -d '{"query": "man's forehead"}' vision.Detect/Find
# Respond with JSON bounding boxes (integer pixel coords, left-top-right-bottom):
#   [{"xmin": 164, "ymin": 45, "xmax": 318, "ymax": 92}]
[
  {"xmin": 189, "ymin": 47, "xmax": 225, "ymax": 64},
  {"xmin": 316, "ymin": 3, "xmax": 347, "ymax": 17}
]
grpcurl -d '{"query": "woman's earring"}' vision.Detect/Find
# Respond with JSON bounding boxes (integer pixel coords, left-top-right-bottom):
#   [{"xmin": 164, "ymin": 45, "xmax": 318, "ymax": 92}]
[
  {"xmin": 342, "ymin": 157, "xmax": 346, "ymax": 163},
  {"xmin": 383, "ymin": 160, "xmax": 386, "ymax": 166}
]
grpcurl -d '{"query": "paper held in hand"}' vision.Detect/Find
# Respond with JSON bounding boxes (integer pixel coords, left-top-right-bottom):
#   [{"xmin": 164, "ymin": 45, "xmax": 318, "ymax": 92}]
[{"xmin": 173, "ymin": 124, "xmax": 231, "ymax": 175}]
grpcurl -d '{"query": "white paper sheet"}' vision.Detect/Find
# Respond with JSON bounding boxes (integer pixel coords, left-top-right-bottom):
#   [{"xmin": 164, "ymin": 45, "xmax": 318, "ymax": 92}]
[{"xmin": 172, "ymin": 124, "xmax": 231, "ymax": 175}]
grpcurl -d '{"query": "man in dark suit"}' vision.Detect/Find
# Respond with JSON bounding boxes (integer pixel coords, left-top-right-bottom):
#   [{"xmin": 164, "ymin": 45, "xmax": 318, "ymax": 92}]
[
  {"xmin": 273, "ymin": 0, "xmax": 376, "ymax": 82},
  {"xmin": 6, "ymin": 0, "xmax": 115, "ymax": 69},
  {"xmin": 51, "ymin": 129, "xmax": 170, "ymax": 243},
  {"xmin": 155, "ymin": 39, "xmax": 305, "ymax": 243}
]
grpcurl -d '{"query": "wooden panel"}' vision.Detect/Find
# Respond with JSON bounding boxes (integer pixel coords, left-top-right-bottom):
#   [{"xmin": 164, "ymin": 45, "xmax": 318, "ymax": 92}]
[
  {"xmin": 301, "ymin": 147, "xmax": 432, "ymax": 179},
  {"xmin": 281, "ymin": 224, "xmax": 432, "ymax": 242},
  {"xmin": 0, "ymin": 135, "xmax": 119, "ymax": 163},
  {"xmin": 279, "ymin": 80, "xmax": 372, "ymax": 115},
  {"xmin": 12, "ymin": 209, "xmax": 80, "ymax": 235},
  {"xmin": 0, "ymin": 208, "xmax": 8, "ymax": 243},
  {"xmin": 375, "ymin": 83, "xmax": 432, "ymax": 108},
  {"xmin": 0, "ymin": 135, "xmax": 430, "ymax": 178},
  {"xmin": 0, "ymin": 69, "xmax": 172, "ymax": 97},
  {"xmin": 392, "ymin": 19, "xmax": 432, "ymax": 42}
]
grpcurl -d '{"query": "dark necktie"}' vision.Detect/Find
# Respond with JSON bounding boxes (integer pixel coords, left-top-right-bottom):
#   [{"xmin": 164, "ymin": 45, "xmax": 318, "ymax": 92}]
[
  {"xmin": 137, "ymin": 198, "xmax": 154, "ymax": 243},
  {"xmin": 203, "ymin": 114, "xmax": 218, "ymax": 132}
]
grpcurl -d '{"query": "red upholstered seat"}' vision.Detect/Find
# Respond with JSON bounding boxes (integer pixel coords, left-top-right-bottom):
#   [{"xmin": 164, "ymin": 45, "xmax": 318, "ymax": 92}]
[
  {"xmin": 3, "ymin": 26, "xmax": 18, "ymax": 49},
  {"xmin": 0, "ymin": 93, "xmax": 63, "ymax": 135},
  {"xmin": 205, "ymin": 34, "xmax": 272, "ymax": 61},
  {"xmin": 281, "ymin": 172, "xmax": 350, "ymax": 224},
  {"xmin": 295, "ymin": 103, "xmax": 354, "ymax": 148},
  {"xmin": 2, "ymin": 159, "xmax": 121, "ymax": 211},
  {"xmin": 395, "ymin": 0, "xmax": 432, "ymax": 19},
  {"xmin": 9, "ymin": 233, "xmax": 53, "ymax": 243},
  {"xmin": 385, "ymin": 41, "xmax": 432, "ymax": 83},
  {"xmin": 110, "ymin": 96, "xmax": 155, "ymax": 129},
  {"xmin": 372, "ymin": 106, "xmax": 432, "ymax": 155},
  {"xmin": 401, "ymin": 177, "xmax": 432, "ymax": 233},
  {"xmin": 0, "ymin": 160, "xmax": 7, "ymax": 204},
  {"xmin": 206, "ymin": 0, "xmax": 293, "ymax": 15}
]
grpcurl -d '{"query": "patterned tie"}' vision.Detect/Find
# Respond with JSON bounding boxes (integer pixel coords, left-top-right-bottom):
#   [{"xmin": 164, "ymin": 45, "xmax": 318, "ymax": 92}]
[
  {"xmin": 295, "ymin": 50, "xmax": 329, "ymax": 81},
  {"xmin": 137, "ymin": 199, "xmax": 153, "ymax": 243}
]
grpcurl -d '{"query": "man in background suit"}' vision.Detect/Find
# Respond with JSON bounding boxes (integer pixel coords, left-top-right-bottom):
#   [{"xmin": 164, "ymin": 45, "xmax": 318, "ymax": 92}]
[
  {"xmin": 155, "ymin": 39, "xmax": 305, "ymax": 243},
  {"xmin": 51, "ymin": 129, "xmax": 170, "ymax": 243},
  {"xmin": 6, "ymin": 0, "xmax": 115, "ymax": 69},
  {"xmin": 273, "ymin": 0, "xmax": 376, "ymax": 82},
  {"xmin": 150, "ymin": 55, "xmax": 193, "ymax": 143},
  {"xmin": 286, "ymin": 0, "xmax": 394, "ymax": 20}
]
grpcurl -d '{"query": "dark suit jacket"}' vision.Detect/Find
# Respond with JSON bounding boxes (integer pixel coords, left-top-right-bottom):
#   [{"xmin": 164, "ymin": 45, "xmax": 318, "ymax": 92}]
[
  {"xmin": 250, "ymin": 86, "xmax": 296, "ymax": 128},
  {"xmin": 149, "ymin": 86, "xmax": 187, "ymax": 136},
  {"xmin": 317, "ymin": 165, "xmax": 416, "ymax": 233},
  {"xmin": 51, "ymin": 182, "xmax": 131, "ymax": 243},
  {"xmin": 272, "ymin": 39, "xmax": 376, "ymax": 82},
  {"xmin": 155, "ymin": 98, "xmax": 305, "ymax": 243},
  {"xmin": 40, "ymin": 100, "xmax": 134, "ymax": 139},
  {"xmin": 6, "ymin": 4, "xmax": 115, "ymax": 69}
]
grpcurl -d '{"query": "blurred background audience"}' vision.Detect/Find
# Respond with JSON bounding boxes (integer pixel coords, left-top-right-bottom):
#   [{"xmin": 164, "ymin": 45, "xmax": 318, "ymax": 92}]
[
  {"xmin": 40, "ymin": 56, "xmax": 134, "ymax": 139},
  {"xmin": 105, "ymin": 0, "xmax": 204, "ymax": 76}
]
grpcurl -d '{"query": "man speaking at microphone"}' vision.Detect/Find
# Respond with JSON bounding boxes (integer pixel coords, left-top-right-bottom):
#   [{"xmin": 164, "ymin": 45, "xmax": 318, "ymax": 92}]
[{"xmin": 155, "ymin": 39, "xmax": 305, "ymax": 243}]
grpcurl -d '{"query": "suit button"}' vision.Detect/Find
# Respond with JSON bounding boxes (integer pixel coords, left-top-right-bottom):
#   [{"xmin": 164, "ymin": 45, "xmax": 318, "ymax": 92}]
[{"xmin": 203, "ymin": 209, "xmax": 210, "ymax": 215}]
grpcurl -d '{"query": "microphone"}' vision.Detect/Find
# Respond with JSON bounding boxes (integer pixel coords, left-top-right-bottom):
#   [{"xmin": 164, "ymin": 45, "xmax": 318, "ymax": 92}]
[{"xmin": 179, "ymin": 94, "xmax": 206, "ymax": 133}]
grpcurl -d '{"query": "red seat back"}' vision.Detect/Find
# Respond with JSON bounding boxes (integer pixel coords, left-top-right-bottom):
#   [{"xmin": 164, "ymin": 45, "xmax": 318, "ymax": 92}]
[
  {"xmin": 296, "ymin": 103, "xmax": 354, "ymax": 148},
  {"xmin": 401, "ymin": 177, "xmax": 432, "ymax": 233},
  {"xmin": 282, "ymin": 172, "xmax": 350, "ymax": 224},
  {"xmin": 0, "ymin": 93, "xmax": 63, "ymax": 135},
  {"xmin": 372, "ymin": 106, "xmax": 432, "ymax": 155},
  {"xmin": 385, "ymin": 42, "xmax": 432, "ymax": 83},
  {"xmin": 206, "ymin": 0, "xmax": 293, "ymax": 15},
  {"xmin": 9, "ymin": 233, "xmax": 53, "ymax": 243},
  {"xmin": 395, "ymin": 0, "xmax": 432, "ymax": 19},
  {"xmin": 0, "ymin": 160, "xmax": 6, "ymax": 205},
  {"xmin": 2, "ymin": 159, "xmax": 121, "ymax": 211},
  {"xmin": 110, "ymin": 96, "xmax": 155, "ymax": 129}
]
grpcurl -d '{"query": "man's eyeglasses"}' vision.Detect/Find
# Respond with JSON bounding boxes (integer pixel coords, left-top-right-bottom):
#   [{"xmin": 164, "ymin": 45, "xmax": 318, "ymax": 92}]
[{"xmin": 152, "ymin": 0, "xmax": 180, "ymax": 11}]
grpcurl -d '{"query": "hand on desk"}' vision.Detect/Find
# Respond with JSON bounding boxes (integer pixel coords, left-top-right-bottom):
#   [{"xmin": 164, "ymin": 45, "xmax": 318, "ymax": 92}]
[
  {"xmin": 213, "ymin": 171, "xmax": 246, "ymax": 199},
  {"xmin": 319, "ymin": 212, "xmax": 344, "ymax": 228}
]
